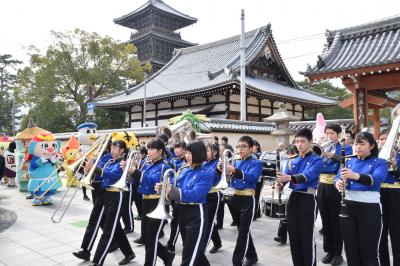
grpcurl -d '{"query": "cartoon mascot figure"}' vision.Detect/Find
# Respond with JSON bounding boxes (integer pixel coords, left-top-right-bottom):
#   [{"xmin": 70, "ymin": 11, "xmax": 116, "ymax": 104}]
[
  {"xmin": 0, "ymin": 136, "xmax": 11, "ymax": 184},
  {"xmin": 4, "ymin": 141, "xmax": 17, "ymax": 187},
  {"xmin": 27, "ymin": 133, "xmax": 62, "ymax": 206},
  {"xmin": 62, "ymin": 136, "xmax": 80, "ymax": 187},
  {"xmin": 112, "ymin": 131, "xmax": 139, "ymax": 150},
  {"xmin": 77, "ymin": 122, "xmax": 98, "ymax": 153}
]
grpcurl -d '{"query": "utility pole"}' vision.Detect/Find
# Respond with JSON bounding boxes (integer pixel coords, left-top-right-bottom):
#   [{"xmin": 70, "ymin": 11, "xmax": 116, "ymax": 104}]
[
  {"xmin": 143, "ymin": 73, "xmax": 148, "ymax": 127},
  {"xmin": 240, "ymin": 9, "xmax": 246, "ymax": 121}
]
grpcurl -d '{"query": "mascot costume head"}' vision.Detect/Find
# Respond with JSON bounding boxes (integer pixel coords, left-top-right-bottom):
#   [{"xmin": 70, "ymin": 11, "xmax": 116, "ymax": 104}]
[
  {"xmin": 77, "ymin": 122, "xmax": 98, "ymax": 150},
  {"xmin": 312, "ymin": 113, "xmax": 326, "ymax": 145},
  {"xmin": 27, "ymin": 133, "xmax": 62, "ymax": 206}
]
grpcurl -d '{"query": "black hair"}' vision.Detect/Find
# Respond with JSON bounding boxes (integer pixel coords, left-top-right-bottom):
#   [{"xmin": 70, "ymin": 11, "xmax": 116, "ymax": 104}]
[
  {"xmin": 186, "ymin": 141, "xmax": 207, "ymax": 164},
  {"xmin": 238, "ymin": 135, "xmax": 254, "ymax": 147},
  {"xmin": 295, "ymin": 128, "xmax": 313, "ymax": 141},
  {"xmin": 221, "ymin": 136, "xmax": 228, "ymax": 143},
  {"xmin": 286, "ymin": 144, "xmax": 298, "ymax": 155},
  {"xmin": 174, "ymin": 141, "xmax": 186, "ymax": 149},
  {"xmin": 158, "ymin": 134, "xmax": 169, "ymax": 144},
  {"xmin": 139, "ymin": 146, "xmax": 148, "ymax": 156},
  {"xmin": 8, "ymin": 141, "xmax": 16, "ymax": 153},
  {"xmin": 325, "ymin": 123, "xmax": 342, "ymax": 134},
  {"xmin": 207, "ymin": 143, "xmax": 220, "ymax": 160},
  {"xmin": 111, "ymin": 140, "xmax": 128, "ymax": 159},
  {"xmin": 253, "ymin": 140, "xmax": 261, "ymax": 153},
  {"xmin": 380, "ymin": 129, "xmax": 390, "ymax": 137},
  {"xmin": 147, "ymin": 138, "xmax": 165, "ymax": 151},
  {"xmin": 354, "ymin": 131, "xmax": 379, "ymax": 157},
  {"xmin": 214, "ymin": 136, "xmax": 219, "ymax": 141}
]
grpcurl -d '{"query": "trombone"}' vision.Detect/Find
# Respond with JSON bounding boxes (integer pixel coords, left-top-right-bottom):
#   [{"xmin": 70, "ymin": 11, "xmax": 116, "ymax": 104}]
[
  {"xmin": 147, "ymin": 168, "xmax": 176, "ymax": 220},
  {"xmin": 50, "ymin": 133, "xmax": 111, "ymax": 223},
  {"xmin": 107, "ymin": 148, "xmax": 140, "ymax": 192},
  {"xmin": 216, "ymin": 149, "xmax": 236, "ymax": 196}
]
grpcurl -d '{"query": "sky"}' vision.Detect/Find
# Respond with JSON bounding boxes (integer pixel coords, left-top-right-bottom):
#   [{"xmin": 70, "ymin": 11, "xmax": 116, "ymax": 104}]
[{"xmin": 1, "ymin": 0, "xmax": 399, "ymax": 84}]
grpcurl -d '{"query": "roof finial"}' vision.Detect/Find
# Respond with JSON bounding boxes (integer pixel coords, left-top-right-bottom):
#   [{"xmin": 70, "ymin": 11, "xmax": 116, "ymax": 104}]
[{"xmin": 28, "ymin": 118, "xmax": 36, "ymax": 128}]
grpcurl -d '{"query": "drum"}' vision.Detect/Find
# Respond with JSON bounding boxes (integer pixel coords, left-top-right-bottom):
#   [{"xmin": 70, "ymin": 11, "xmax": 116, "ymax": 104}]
[{"xmin": 262, "ymin": 193, "xmax": 288, "ymax": 219}]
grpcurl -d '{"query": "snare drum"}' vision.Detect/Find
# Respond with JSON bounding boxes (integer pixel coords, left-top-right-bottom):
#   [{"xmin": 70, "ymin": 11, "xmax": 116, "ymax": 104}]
[{"xmin": 262, "ymin": 193, "xmax": 288, "ymax": 219}]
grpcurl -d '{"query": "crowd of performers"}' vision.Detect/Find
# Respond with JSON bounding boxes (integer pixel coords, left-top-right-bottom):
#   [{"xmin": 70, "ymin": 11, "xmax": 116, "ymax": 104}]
[{"xmin": 1, "ymin": 121, "xmax": 400, "ymax": 266}]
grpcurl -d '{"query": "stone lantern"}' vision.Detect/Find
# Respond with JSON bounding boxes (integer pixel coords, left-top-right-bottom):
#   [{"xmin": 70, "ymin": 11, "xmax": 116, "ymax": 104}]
[{"xmin": 263, "ymin": 103, "xmax": 300, "ymax": 148}]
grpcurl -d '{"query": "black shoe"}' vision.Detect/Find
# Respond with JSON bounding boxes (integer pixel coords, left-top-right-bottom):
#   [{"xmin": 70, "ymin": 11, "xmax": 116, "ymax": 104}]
[
  {"xmin": 124, "ymin": 228, "xmax": 134, "ymax": 234},
  {"xmin": 230, "ymin": 221, "xmax": 237, "ymax": 226},
  {"xmin": 209, "ymin": 244, "xmax": 222, "ymax": 254},
  {"xmin": 108, "ymin": 243, "xmax": 119, "ymax": 253},
  {"xmin": 26, "ymin": 194, "xmax": 33, "ymax": 200},
  {"xmin": 319, "ymin": 228, "xmax": 324, "ymax": 235},
  {"xmin": 72, "ymin": 250, "xmax": 90, "ymax": 261},
  {"xmin": 167, "ymin": 244, "xmax": 175, "ymax": 253},
  {"xmin": 134, "ymin": 215, "xmax": 142, "ymax": 220},
  {"xmin": 217, "ymin": 224, "xmax": 223, "ymax": 230},
  {"xmin": 243, "ymin": 257, "xmax": 258, "ymax": 266},
  {"xmin": 322, "ymin": 253, "xmax": 333, "ymax": 264},
  {"xmin": 273, "ymin": 237, "xmax": 286, "ymax": 244},
  {"xmin": 165, "ymin": 251, "xmax": 175, "ymax": 266},
  {"xmin": 159, "ymin": 230, "xmax": 165, "ymax": 238},
  {"xmin": 89, "ymin": 263, "xmax": 100, "ymax": 266},
  {"xmin": 331, "ymin": 255, "xmax": 343, "ymax": 266},
  {"xmin": 119, "ymin": 253, "xmax": 136, "ymax": 265},
  {"xmin": 134, "ymin": 238, "xmax": 145, "ymax": 245},
  {"xmin": 83, "ymin": 195, "xmax": 90, "ymax": 201}
]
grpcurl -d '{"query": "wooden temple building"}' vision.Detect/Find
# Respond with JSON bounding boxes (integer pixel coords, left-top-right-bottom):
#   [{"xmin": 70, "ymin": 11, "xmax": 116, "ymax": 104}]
[
  {"xmin": 303, "ymin": 15, "xmax": 400, "ymax": 136},
  {"xmin": 98, "ymin": 6, "xmax": 336, "ymax": 128},
  {"xmin": 114, "ymin": 0, "xmax": 197, "ymax": 72}
]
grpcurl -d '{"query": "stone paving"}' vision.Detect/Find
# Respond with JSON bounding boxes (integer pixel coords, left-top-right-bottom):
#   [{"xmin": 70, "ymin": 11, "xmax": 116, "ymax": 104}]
[{"xmin": 0, "ymin": 183, "xmax": 348, "ymax": 266}]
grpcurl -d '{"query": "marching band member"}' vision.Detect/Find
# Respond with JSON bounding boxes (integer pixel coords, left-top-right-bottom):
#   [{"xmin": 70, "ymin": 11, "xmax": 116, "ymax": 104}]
[
  {"xmin": 222, "ymin": 135, "xmax": 262, "ymax": 266},
  {"xmin": 167, "ymin": 141, "xmax": 186, "ymax": 252},
  {"xmin": 132, "ymin": 146, "xmax": 148, "ymax": 221},
  {"xmin": 318, "ymin": 124, "xmax": 352, "ymax": 265},
  {"xmin": 204, "ymin": 143, "xmax": 222, "ymax": 254},
  {"xmin": 273, "ymin": 144, "xmax": 298, "ymax": 245},
  {"xmin": 277, "ymin": 128, "xmax": 324, "ymax": 266},
  {"xmin": 129, "ymin": 138, "xmax": 174, "ymax": 266},
  {"xmin": 164, "ymin": 140, "xmax": 213, "ymax": 266},
  {"xmin": 252, "ymin": 140, "xmax": 263, "ymax": 220},
  {"xmin": 379, "ymin": 130, "xmax": 400, "ymax": 266},
  {"xmin": 335, "ymin": 131, "xmax": 387, "ymax": 266},
  {"xmin": 73, "ymin": 138, "xmax": 135, "ymax": 266}
]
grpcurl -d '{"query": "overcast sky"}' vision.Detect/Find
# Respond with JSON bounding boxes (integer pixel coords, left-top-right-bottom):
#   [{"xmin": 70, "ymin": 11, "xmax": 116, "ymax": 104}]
[{"xmin": 1, "ymin": 0, "xmax": 399, "ymax": 83}]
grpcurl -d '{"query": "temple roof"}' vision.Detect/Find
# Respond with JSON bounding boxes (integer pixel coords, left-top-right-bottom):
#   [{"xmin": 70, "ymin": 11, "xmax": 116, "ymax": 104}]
[
  {"xmin": 303, "ymin": 15, "xmax": 400, "ymax": 77},
  {"xmin": 96, "ymin": 25, "xmax": 335, "ymax": 108},
  {"xmin": 54, "ymin": 118, "xmax": 355, "ymax": 140},
  {"xmin": 114, "ymin": 0, "xmax": 197, "ymax": 29}
]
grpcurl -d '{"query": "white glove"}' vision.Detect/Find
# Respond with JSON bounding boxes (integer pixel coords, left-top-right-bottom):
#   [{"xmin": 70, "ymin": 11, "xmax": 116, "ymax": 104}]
[
  {"xmin": 41, "ymin": 157, "xmax": 49, "ymax": 164},
  {"xmin": 50, "ymin": 156, "xmax": 57, "ymax": 164}
]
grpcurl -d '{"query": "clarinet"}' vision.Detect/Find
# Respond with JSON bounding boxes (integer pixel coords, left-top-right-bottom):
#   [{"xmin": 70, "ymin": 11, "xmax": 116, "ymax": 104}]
[
  {"xmin": 276, "ymin": 150, "xmax": 282, "ymax": 205},
  {"xmin": 339, "ymin": 139, "xmax": 349, "ymax": 217}
]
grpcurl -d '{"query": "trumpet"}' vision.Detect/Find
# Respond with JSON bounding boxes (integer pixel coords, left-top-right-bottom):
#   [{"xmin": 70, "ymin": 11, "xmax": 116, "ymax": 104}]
[
  {"xmin": 216, "ymin": 149, "xmax": 235, "ymax": 196},
  {"xmin": 147, "ymin": 168, "xmax": 175, "ymax": 220},
  {"xmin": 50, "ymin": 133, "xmax": 111, "ymax": 223},
  {"xmin": 107, "ymin": 149, "xmax": 140, "ymax": 192}
]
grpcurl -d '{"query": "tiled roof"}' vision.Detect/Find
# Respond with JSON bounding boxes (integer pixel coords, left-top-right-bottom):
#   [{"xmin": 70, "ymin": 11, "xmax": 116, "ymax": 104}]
[
  {"xmin": 114, "ymin": 0, "xmax": 197, "ymax": 28},
  {"xmin": 96, "ymin": 25, "xmax": 335, "ymax": 108},
  {"xmin": 54, "ymin": 119, "xmax": 354, "ymax": 140},
  {"xmin": 304, "ymin": 15, "xmax": 400, "ymax": 76}
]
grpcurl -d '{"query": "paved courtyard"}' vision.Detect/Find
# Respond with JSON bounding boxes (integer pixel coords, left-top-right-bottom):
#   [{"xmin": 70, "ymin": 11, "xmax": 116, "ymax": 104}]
[{"xmin": 0, "ymin": 184, "xmax": 347, "ymax": 266}]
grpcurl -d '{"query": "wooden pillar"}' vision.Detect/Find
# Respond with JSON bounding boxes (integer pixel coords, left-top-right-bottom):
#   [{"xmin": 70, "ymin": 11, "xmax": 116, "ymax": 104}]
[
  {"xmin": 141, "ymin": 104, "xmax": 144, "ymax": 127},
  {"xmin": 155, "ymin": 103, "xmax": 159, "ymax": 126},
  {"xmin": 301, "ymin": 106, "xmax": 305, "ymax": 120},
  {"xmin": 225, "ymin": 90, "xmax": 230, "ymax": 119},
  {"xmin": 373, "ymin": 109, "xmax": 380, "ymax": 139},
  {"xmin": 258, "ymin": 98, "xmax": 262, "ymax": 122},
  {"xmin": 270, "ymin": 100, "xmax": 274, "ymax": 115}
]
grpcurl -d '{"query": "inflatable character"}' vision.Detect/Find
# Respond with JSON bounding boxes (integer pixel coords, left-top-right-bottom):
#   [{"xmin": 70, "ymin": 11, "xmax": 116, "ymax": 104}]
[
  {"xmin": 4, "ymin": 141, "xmax": 17, "ymax": 187},
  {"xmin": 61, "ymin": 136, "xmax": 80, "ymax": 187},
  {"xmin": 27, "ymin": 133, "xmax": 62, "ymax": 206},
  {"xmin": 313, "ymin": 113, "xmax": 326, "ymax": 145}
]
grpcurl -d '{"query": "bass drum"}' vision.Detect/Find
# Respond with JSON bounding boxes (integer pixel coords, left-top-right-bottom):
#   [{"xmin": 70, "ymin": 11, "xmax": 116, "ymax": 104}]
[{"xmin": 262, "ymin": 193, "xmax": 288, "ymax": 219}]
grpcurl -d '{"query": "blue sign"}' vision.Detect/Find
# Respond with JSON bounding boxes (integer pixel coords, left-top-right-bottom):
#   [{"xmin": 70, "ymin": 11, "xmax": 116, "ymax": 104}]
[{"xmin": 87, "ymin": 102, "xmax": 95, "ymax": 115}]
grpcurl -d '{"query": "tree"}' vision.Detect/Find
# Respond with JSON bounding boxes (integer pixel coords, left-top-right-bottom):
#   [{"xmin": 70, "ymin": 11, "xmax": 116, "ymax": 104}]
[
  {"xmin": 0, "ymin": 54, "xmax": 22, "ymax": 134},
  {"xmin": 16, "ymin": 29, "xmax": 146, "ymax": 132},
  {"xmin": 298, "ymin": 79, "xmax": 354, "ymax": 120}
]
